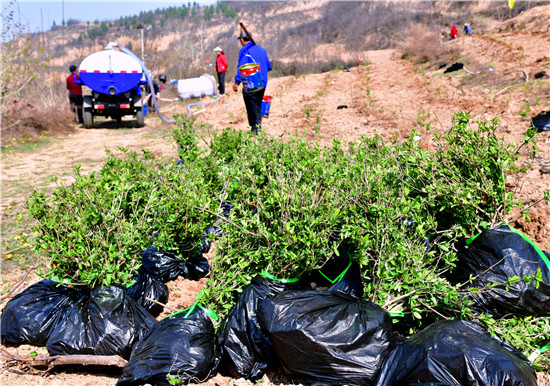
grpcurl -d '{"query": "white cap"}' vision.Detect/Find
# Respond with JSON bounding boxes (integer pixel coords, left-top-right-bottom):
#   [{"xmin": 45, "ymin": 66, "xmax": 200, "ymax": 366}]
[{"xmin": 213, "ymin": 47, "xmax": 222, "ymax": 52}]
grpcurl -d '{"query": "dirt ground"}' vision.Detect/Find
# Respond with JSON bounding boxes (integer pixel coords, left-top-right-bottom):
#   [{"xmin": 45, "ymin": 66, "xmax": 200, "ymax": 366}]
[{"xmin": 2, "ymin": 6, "xmax": 550, "ymax": 385}]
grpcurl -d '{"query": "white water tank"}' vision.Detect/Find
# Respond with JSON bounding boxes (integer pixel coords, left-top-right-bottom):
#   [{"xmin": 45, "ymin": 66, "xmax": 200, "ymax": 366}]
[
  {"xmin": 79, "ymin": 49, "xmax": 143, "ymax": 95},
  {"xmin": 176, "ymin": 74, "xmax": 216, "ymax": 99}
]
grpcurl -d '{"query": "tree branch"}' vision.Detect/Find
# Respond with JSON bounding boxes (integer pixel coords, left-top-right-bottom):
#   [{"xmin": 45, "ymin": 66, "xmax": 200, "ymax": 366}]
[
  {"xmin": 145, "ymin": 297, "xmax": 179, "ymax": 313},
  {"xmin": 1, "ymin": 349, "xmax": 127, "ymax": 373},
  {"xmin": 3, "ymin": 243, "xmax": 35, "ymax": 256},
  {"xmin": 195, "ymin": 205, "xmax": 270, "ymax": 246}
]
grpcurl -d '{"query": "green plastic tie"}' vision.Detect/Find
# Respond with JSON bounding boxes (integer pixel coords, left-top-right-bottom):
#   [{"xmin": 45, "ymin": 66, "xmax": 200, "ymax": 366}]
[
  {"xmin": 388, "ymin": 312, "xmax": 405, "ymax": 317},
  {"xmin": 165, "ymin": 302, "xmax": 219, "ymax": 321},
  {"xmin": 125, "ymin": 280, "xmax": 137, "ymax": 288},
  {"xmin": 509, "ymin": 227, "xmax": 550, "ymax": 273},
  {"xmin": 465, "ymin": 226, "xmax": 550, "ymax": 273},
  {"xmin": 465, "ymin": 232, "xmax": 481, "ymax": 245},
  {"xmin": 182, "ymin": 303, "xmax": 198, "ymax": 319},
  {"xmin": 261, "ymin": 269, "xmax": 300, "ymax": 283},
  {"xmin": 528, "ymin": 342, "xmax": 549, "ymax": 362},
  {"xmin": 165, "ymin": 309, "xmax": 185, "ymax": 319},
  {"xmin": 51, "ymin": 276, "xmax": 72, "ymax": 285},
  {"xmin": 202, "ymin": 305, "xmax": 219, "ymax": 321},
  {"xmin": 318, "ymin": 260, "xmax": 352, "ymax": 284}
]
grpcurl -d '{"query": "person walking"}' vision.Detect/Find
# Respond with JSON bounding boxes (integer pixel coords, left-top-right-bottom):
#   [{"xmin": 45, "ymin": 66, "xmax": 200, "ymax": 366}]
[
  {"xmin": 214, "ymin": 47, "xmax": 228, "ymax": 96},
  {"xmin": 232, "ymin": 29, "xmax": 272, "ymax": 135},
  {"xmin": 450, "ymin": 22, "xmax": 458, "ymax": 39},
  {"xmin": 66, "ymin": 64, "xmax": 83, "ymax": 124}
]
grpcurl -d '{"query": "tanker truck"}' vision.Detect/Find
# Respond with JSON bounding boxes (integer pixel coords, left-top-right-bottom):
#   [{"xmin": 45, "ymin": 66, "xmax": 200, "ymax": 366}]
[{"xmin": 78, "ymin": 43, "xmax": 148, "ymax": 128}]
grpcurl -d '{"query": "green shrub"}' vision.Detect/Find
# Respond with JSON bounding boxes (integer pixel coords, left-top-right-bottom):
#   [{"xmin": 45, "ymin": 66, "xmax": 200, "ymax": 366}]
[
  {"xmin": 172, "ymin": 114, "xmax": 202, "ymax": 162},
  {"xmin": 198, "ymin": 112, "xmax": 529, "ymax": 326},
  {"xmin": 28, "ymin": 148, "xmax": 161, "ymax": 287},
  {"xmin": 27, "ymin": 112, "xmax": 548, "ymax": 372},
  {"xmin": 27, "ymin": 146, "xmax": 217, "ymax": 287}
]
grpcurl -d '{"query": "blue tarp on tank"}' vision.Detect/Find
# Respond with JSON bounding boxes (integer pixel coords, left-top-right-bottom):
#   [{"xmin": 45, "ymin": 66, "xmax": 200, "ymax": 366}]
[{"xmin": 79, "ymin": 72, "xmax": 143, "ymax": 96}]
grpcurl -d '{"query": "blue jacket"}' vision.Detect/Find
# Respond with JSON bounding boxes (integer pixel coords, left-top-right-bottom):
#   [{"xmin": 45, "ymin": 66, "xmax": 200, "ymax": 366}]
[{"xmin": 234, "ymin": 42, "xmax": 272, "ymax": 89}]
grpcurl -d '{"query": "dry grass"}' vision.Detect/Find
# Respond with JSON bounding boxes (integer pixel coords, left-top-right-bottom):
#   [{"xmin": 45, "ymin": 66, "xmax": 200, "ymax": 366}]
[
  {"xmin": 398, "ymin": 23, "xmax": 457, "ymax": 64},
  {"xmin": 1, "ymin": 100, "xmax": 74, "ymax": 147}
]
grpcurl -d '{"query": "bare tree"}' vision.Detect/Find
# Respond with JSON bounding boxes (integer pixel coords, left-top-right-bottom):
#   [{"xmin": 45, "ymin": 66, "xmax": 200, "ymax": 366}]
[
  {"xmin": 198, "ymin": 18, "xmax": 206, "ymax": 58},
  {"xmin": 1, "ymin": 1, "xmax": 47, "ymax": 103}
]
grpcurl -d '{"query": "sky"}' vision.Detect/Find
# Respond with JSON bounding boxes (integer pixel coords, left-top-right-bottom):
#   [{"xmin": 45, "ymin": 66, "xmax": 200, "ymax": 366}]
[{"xmin": 3, "ymin": 0, "xmax": 217, "ymax": 34}]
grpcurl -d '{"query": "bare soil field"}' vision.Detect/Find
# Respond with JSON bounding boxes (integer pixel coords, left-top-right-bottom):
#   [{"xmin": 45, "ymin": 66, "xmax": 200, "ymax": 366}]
[{"xmin": 2, "ymin": 6, "xmax": 550, "ymax": 385}]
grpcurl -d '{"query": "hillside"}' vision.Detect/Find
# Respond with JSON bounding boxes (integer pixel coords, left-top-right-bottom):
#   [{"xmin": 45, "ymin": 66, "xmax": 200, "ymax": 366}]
[
  {"xmin": 1, "ymin": 1, "xmax": 550, "ymax": 385},
  {"xmin": 15, "ymin": 1, "xmax": 550, "ymax": 83}
]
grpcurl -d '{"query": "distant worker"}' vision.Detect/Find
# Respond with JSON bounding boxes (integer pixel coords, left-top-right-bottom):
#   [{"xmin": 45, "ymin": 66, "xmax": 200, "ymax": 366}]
[
  {"xmin": 464, "ymin": 23, "xmax": 472, "ymax": 35},
  {"xmin": 146, "ymin": 74, "xmax": 166, "ymax": 114},
  {"xmin": 233, "ymin": 29, "xmax": 272, "ymax": 135},
  {"xmin": 66, "ymin": 64, "xmax": 83, "ymax": 124},
  {"xmin": 213, "ymin": 47, "xmax": 228, "ymax": 96},
  {"xmin": 450, "ymin": 22, "xmax": 458, "ymax": 39}
]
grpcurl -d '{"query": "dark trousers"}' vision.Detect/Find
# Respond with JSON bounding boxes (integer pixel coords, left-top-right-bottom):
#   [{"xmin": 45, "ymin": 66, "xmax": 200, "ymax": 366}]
[
  {"xmin": 217, "ymin": 71, "xmax": 225, "ymax": 95},
  {"xmin": 243, "ymin": 88, "xmax": 265, "ymax": 134},
  {"xmin": 69, "ymin": 93, "xmax": 83, "ymax": 123}
]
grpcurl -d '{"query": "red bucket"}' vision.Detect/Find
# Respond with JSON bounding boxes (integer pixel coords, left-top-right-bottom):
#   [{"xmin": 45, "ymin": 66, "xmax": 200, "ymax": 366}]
[{"xmin": 261, "ymin": 95, "xmax": 272, "ymax": 117}]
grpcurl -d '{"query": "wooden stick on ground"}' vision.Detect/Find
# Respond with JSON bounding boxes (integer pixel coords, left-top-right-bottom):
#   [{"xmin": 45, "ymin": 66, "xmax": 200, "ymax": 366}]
[
  {"xmin": 145, "ymin": 297, "xmax": 180, "ymax": 313},
  {"xmin": 3, "ymin": 243, "xmax": 35, "ymax": 256},
  {"xmin": 1, "ymin": 349, "xmax": 127, "ymax": 373}
]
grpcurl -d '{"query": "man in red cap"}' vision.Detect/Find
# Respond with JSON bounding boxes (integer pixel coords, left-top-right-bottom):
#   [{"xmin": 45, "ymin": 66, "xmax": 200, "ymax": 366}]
[{"xmin": 66, "ymin": 64, "xmax": 83, "ymax": 124}]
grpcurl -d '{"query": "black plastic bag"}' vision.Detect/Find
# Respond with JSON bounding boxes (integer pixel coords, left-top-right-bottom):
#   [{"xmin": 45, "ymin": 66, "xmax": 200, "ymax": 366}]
[
  {"xmin": 259, "ymin": 290, "xmax": 393, "ymax": 385},
  {"xmin": 374, "ymin": 320, "xmax": 537, "ymax": 386},
  {"xmin": 200, "ymin": 225, "xmax": 224, "ymax": 254},
  {"xmin": 126, "ymin": 271, "xmax": 169, "ymax": 317},
  {"xmin": 450, "ymin": 225, "xmax": 550, "ymax": 318},
  {"xmin": 118, "ymin": 305, "xmax": 219, "ymax": 386},
  {"xmin": 220, "ymin": 201, "xmax": 235, "ymax": 218},
  {"xmin": 1, "ymin": 280, "xmax": 84, "ymax": 347},
  {"xmin": 328, "ymin": 261, "xmax": 364, "ymax": 298},
  {"xmin": 140, "ymin": 246, "xmax": 189, "ymax": 283},
  {"xmin": 309, "ymin": 255, "xmax": 354, "ymax": 287},
  {"xmin": 218, "ymin": 275, "xmax": 305, "ymax": 381},
  {"xmin": 140, "ymin": 246, "xmax": 210, "ymax": 283},
  {"xmin": 46, "ymin": 285, "xmax": 157, "ymax": 359},
  {"xmin": 443, "ymin": 62, "xmax": 464, "ymax": 73},
  {"xmin": 531, "ymin": 111, "xmax": 550, "ymax": 132},
  {"xmin": 186, "ymin": 253, "xmax": 210, "ymax": 281}
]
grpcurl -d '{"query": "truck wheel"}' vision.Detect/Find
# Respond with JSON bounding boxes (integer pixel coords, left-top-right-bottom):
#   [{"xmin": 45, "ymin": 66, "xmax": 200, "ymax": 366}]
[
  {"xmin": 83, "ymin": 109, "xmax": 93, "ymax": 129},
  {"xmin": 136, "ymin": 109, "xmax": 145, "ymax": 128}
]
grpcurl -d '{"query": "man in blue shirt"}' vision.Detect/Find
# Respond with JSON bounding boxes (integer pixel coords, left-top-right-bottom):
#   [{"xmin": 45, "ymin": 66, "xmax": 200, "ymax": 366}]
[{"xmin": 232, "ymin": 30, "xmax": 272, "ymax": 135}]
